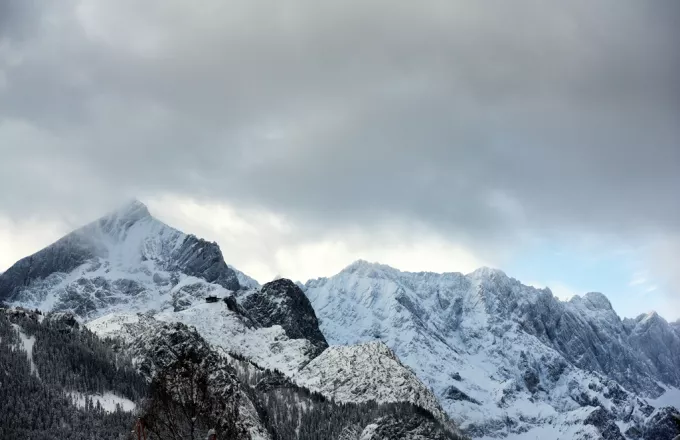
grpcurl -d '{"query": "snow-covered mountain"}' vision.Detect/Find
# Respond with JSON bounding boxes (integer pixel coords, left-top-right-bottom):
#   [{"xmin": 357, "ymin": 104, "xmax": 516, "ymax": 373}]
[
  {"xmin": 4, "ymin": 201, "xmax": 679, "ymax": 439},
  {"xmin": 0, "ymin": 201, "xmax": 321, "ymax": 370},
  {"xmin": 305, "ymin": 260, "xmax": 680, "ymax": 439},
  {"xmin": 0, "ymin": 200, "xmax": 240, "ymax": 315},
  {"xmin": 0, "ymin": 201, "xmax": 456, "ymax": 437}
]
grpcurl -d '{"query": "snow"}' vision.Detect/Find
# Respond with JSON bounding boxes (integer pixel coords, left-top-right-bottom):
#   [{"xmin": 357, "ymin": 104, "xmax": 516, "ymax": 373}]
[
  {"xmin": 11, "ymin": 203, "xmax": 678, "ymax": 438},
  {"xmin": 11, "ymin": 323, "xmax": 39, "ymax": 379},
  {"xmin": 8, "ymin": 203, "xmax": 195, "ymax": 317},
  {"xmin": 295, "ymin": 341, "xmax": 446, "ymax": 422},
  {"xmin": 228, "ymin": 264, "xmax": 261, "ymax": 289},
  {"xmin": 649, "ymin": 383, "xmax": 680, "ymax": 408},
  {"xmin": 359, "ymin": 423, "xmax": 378, "ymax": 440},
  {"xmin": 87, "ymin": 313, "xmax": 141, "ymax": 338},
  {"xmin": 88, "ymin": 302, "xmax": 314, "ymax": 376},
  {"xmin": 69, "ymin": 391, "xmax": 136, "ymax": 413},
  {"xmin": 156, "ymin": 302, "xmax": 314, "ymax": 375}
]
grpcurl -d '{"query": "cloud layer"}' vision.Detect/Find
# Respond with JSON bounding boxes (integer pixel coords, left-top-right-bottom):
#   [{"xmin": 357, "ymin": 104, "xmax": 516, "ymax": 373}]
[{"xmin": 1, "ymin": 1, "xmax": 678, "ymax": 316}]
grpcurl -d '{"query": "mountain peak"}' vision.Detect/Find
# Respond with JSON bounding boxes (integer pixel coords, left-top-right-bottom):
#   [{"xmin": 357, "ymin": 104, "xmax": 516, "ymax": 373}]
[
  {"xmin": 108, "ymin": 199, "xmax": 151, "ymax": 220},
  {"xmin": 86, "ymin": 199, "xmax": 154, "ymax": 241},
  {"xmin": 468, "ymin": 266, "xmax": 507, "ymax": 279},
  {"xmin": 581, "ymin": 291, "xmax": 614, "ymax": 311},
  {"xmin": 346, "ymin": 259, "xmax": 400, "ymax": 272},
  {"xmin": 637, "ymin": 310, "xmax": 664, "ymax": 325}
]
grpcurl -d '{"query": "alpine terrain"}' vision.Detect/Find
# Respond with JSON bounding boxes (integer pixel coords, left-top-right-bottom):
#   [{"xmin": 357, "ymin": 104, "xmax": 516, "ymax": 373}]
[
  {"xmin": 0, "ymin": 201, "xmax": 462, "ymax": 439},
  {"xmin": 1, "ymin": 201, "xmax": 678, "ymax": 439},
  {"xmin": 304, "ymin": 261, "xmax": 680, "ymax": 439}
]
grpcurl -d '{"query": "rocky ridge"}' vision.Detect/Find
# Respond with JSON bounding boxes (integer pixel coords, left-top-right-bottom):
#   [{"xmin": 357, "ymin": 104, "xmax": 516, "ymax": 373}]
[{"xmin": 304, "ymin": 260, "xmax": 680, "ymax": 439}]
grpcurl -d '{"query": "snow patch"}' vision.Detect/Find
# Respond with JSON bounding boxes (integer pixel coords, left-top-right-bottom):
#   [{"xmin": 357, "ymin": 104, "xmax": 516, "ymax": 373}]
[
  {"xmin": 649, "ymin": 383, "xmax": 680, "ymax": 409},
  {"xmin": 359, "ymin": 423, "xmax": 378, "ymax": 440},
  {"xmin": 88, "ymin": 302, "xmax": 314, "ymax": 376},
  {"xmin": 11, "ymin": 323, "xmax": 39, "ymax": 379},
  {"xmin": 69, "ymin": 391, "xmax": 136, "ymax": 413}
]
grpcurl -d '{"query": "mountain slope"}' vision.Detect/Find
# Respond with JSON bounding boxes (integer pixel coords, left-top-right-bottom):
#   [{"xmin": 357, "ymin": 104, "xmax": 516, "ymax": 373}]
[
  {"xmin": 295, "ymin": 341, "xmax": 449, "ymax": 423},
  {"xmin": 305, "ymin": 260, "xmax": 680, "ymax": 439}
]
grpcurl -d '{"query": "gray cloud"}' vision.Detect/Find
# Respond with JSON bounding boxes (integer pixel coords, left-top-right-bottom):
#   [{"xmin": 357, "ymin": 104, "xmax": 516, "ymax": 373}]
[{"xmin": 0, "ymin": 1, "xmax": 678, "ymax": 283}]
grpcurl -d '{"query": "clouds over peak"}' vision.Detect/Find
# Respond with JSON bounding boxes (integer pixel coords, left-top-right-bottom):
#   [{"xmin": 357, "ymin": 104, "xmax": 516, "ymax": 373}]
[{"xmin": 0, "ymin": 1, "xmax": 678, "ymax": 315}]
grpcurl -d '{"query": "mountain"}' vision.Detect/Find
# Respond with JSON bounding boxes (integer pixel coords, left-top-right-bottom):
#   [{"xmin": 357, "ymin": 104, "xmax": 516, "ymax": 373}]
[
  {"xmin": 0, "ymin": 201, "xmax": 329, "ymax": 374},
  {"xmin": 304, "ymin": 260, "xmax": 680, "ymax": 439},
  {"xmin": 239, "ymin": 278, "xmax": 328, "ymax": 356},
  {"xmin": 0, "ymin": 202, "xmax": 461, "ymax": 438},
  {"xmin": 0, "ymin": 199, "xmax": 240, "ymax": 315},
  {"xmin": 1, "ymin": 306, "xmax": 462, "ymax": 440}
]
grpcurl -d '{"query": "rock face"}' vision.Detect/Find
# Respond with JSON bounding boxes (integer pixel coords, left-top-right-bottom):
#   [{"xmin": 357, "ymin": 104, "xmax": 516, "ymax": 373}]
[
  {"xmin": 305, "ymin": 260, "xmax": 680, "ymax": 438},
  {"xmin": 583, "ymin": 407, "xmax": 625, "ymax": 440},
  {"xmin": 524, "ymin": 292, "xmax": 670, "ymax": 395},
  {"xmin": 170, "ymin": 235, "xmax": 240, "ymax": 291},
  {"xmin": 294, "ymin": 341, "xmax": 448, "ymax": 424},
  {"xmin": 642, "ymin": 407, "xmax": 680, "ymax": 440},
  {"xmin": 627, "ymin": 312, "xmax": 680, "ymax": 389},
  {"xmin": 239, "ymin": 278, "xmax": 328, "ymax": 356},
  {"xmin": 0, "ymin": 232, "xmax": 97, "ymax": 302},
  {"xmin": 111, "ymin": 318, "xmax": 271, "ymax": 439}
]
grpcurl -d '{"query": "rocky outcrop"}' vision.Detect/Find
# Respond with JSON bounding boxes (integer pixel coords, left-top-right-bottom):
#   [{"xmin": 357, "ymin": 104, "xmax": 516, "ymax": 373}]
[
  {"xmin": 169, "ymin": 235, "xmax": 239, "ymax": 291},
  {"xmin": 0, "ymin": 233, "xmax": 96, "ymax": 302},
  {"xmin": 239, "ymin": 278, "xmax": 328, "ymax": 356},
  {"xmin": 643, "ymin": 407, "xmax": 680, "ymax": 440},
  {"xmin": 583, "ymin": 408, "xmax": 625, "ymax": 440}
]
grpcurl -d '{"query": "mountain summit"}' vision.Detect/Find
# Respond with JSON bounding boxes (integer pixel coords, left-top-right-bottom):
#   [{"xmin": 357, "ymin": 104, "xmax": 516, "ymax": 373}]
[{"xmin": 0, "ymin": 200, "xmax": 240, "ymax": 312}]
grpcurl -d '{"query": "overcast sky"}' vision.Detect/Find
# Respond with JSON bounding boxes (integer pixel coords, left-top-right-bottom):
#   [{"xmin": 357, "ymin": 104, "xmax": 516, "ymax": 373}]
[{"xmin": 1, "ymin": 0, "xmax": 678, "ymax": 320}]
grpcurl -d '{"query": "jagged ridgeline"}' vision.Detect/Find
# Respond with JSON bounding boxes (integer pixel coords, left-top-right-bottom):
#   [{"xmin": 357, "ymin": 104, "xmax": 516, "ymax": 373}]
[
  {"xmin": 126, "ymin": 320, "xmax": 466, "ymax": 440},
  {"xmin": 0, "ymin": 308, "xmax": 146, "ymax": 439}
]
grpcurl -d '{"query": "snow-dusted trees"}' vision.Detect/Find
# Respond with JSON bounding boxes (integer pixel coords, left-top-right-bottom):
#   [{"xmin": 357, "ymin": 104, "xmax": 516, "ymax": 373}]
[{"xmin": 0, "ymin": 309, "xmax": 144, "ymax": 439}]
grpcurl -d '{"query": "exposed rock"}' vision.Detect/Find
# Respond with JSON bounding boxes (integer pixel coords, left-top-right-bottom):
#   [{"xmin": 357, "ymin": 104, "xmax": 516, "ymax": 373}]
[
  {"xmin": 644, "ymin": 407, "xmax": 680, "ymax": 440},
  {"xmin": 444, "ymin": 386, "xmax": 480, "ymax": 405},
  {"xmin": 239, "ymin": 278, "xmax": 328, "ymax": 356},
  {"xmin": 583, "ymin": 407, "xmax": 625, "ymax": 440},
  {"xmin": 169, "ymin": 235, "xmax": 239, "ymax": 291}
]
